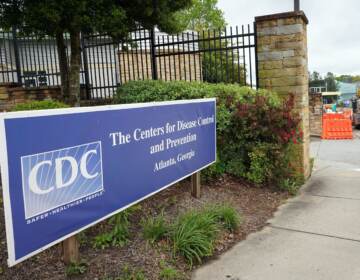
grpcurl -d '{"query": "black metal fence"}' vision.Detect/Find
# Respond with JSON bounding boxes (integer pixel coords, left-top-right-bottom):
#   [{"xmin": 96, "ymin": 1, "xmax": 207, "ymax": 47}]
[{"xmin": 0, "ymin": 25, "xmax": 257, "ymax": 99}]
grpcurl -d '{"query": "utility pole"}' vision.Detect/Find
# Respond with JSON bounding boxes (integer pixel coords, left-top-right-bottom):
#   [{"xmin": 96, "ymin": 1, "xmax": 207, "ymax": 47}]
[{"xmin": 294, "ymin": 0, "xmax": 300, "ymax": 11}]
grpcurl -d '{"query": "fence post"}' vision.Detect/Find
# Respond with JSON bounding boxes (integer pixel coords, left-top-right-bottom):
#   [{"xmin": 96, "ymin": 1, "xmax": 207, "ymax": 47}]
[
  {"xmin": 191, "ymin": 172, "xmax": 201, "ymax": 198},
  {"xmin": 12, "ymin": 27, "xmax": 22, "ymax": 85},
  {"xmin": 150, "ymin": 28, "xmax": 158, "ymax": 80},
  {"xmin": 80, "ymin": 34, "xmax": 91, "ymax": 100},
  {"xmin": 62, "ymin": 235, "xmax": 79, "ymax": 264}
]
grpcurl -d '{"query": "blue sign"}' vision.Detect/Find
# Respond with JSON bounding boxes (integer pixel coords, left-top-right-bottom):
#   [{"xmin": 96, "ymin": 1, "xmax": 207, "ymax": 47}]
[{"xmin": 0, "ymin": 99, "xmax": 216, "ymax": 266}]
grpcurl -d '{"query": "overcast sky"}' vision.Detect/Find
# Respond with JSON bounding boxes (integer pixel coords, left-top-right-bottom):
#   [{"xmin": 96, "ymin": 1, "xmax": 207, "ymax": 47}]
[{"xmin": 217, "ymin": 0, "xmax": 360, "ymax": 77}]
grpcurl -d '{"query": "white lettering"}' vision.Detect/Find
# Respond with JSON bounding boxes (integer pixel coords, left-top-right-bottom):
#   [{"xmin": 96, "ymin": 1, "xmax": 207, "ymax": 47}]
[
  {"xmin": 80, "ymin": 150, "xmax": 99, "ymax": 179},
  {"xmin": 55, "ymin": 156, "xmax": 78, "ymax": 189},
  {"xmin": 28, "ymin": 160, "xmax": 54, "ymax": 194}
]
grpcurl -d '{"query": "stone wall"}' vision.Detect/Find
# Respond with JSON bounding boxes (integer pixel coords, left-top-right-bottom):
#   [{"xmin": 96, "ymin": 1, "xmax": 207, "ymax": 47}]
[
  {"xmin": 309, "ymin": 92, "xmax": 323, "ymax": 136},
  {"xmin": 0, "ymin": 84, "xmax": 91, "ymax": 111},
  {"xmin": 118, "ymin": 50, "xmax": 202, "ymax": 82},
  {"xmin": 255, "ymin": 11, "xmax": 311, "ymax": 179},
  {"xmin": 0, "ymin": 84, "xmax": 63, "ymax": 111}
]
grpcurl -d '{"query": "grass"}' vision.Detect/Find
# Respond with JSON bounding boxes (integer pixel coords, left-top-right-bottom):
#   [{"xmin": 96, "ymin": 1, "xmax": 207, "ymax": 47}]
[
  {"xmin": 205, "ymin": 204, "xmax": 241, "ymax": 232},
  {"xmin": 159, "ymin": 260, "xmax": 184, "ymax": 280},
  {"xmin": 101, "ymin": 265, "xmax": 146, "ymax": 280},
  {"xmin": 65, "ymin": 260, "xmax": 88, "ymax": 276},
  {"xmin": 170, "ymin": 205, "xmax": 241, "ymax": 266},
  {"xmin": 141, "ymin": 212, "xmax": 168, "ymax": 244},
  {"xmin": 170, "ymin": 211, "xmax": 218, "ymax": 265},
  {"xmin": 93, "ymin": 205, "xmax": 141, "ymax": 249},
  {"xmin": 91, "ymin": 204, "xmax": 240, "ymax": 274},
  {"xmin": 159, "ymin": 267, "xmax": 183, "ymax": 280},
  {"xmin": 117, "ymin": 265, "xmax": 146, "ymax": 280},
  {"xmin": 279, "ymin": 178, "xmax": 300, "ymax": 195}
]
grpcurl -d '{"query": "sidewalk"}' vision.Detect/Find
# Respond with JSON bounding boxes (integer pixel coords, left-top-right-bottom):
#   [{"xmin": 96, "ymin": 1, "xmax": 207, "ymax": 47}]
[{"xmin": 193, "ymin": 138, "xmax": 360, "ymax": 280}]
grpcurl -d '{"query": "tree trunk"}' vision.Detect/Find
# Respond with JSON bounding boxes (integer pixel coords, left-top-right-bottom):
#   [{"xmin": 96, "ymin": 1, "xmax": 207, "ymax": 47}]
[
  {"xmin": 56, "ymin": 32, "xmax": 70, "ymax": 99},
  {"xmin": 69, "ymin": 29, "xmax": 81, "ymax": 105}
]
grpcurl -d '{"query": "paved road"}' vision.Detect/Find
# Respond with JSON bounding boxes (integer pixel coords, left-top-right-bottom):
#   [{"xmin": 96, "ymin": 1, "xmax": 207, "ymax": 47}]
[{"xmin": 193, "ymin": 138, "xmax": 360, "ymax": 280}]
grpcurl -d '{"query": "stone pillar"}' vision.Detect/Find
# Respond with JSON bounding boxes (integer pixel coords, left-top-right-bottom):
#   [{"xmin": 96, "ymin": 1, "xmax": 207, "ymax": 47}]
[{"xmin": 255, "ymin": 11, "xmax": 310, "ymax": 179}]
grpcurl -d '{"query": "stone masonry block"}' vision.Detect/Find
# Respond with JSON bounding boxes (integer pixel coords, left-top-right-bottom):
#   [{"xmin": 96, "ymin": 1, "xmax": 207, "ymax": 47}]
[
  {"xmin": 266, "ymin": 76, "xmax": 307, "ymax": 87},
  {"xmin": 259, "ymin": 67, "xmax": 306, "ymax": 79},
  {"xmin": 283, "ymin": 57, "xmax": 307, "ymax": 67},
  {"xmin": 275, "ymin": 41, "xmax": 306, "ymax": 50},
  {"xmin": 257, "ymin": 24, "xmax": 303, "ymax": 36},
  {"xmin": 257, "ymin": 50, "xmax": 295, "ymax": 61},
  {"xmin": 270, "ymin": 85, "xmax": 308, "ymax": 95},
  {"xmin": 258, "ymin": 60, "xmax": 283, "ymax": 70}
]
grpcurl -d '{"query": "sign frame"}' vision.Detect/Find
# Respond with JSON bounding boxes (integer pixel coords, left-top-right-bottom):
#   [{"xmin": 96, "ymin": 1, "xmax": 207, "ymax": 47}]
[{"xmin": 0, "ymin": 98, "xmax": 216, "ymax": 266}]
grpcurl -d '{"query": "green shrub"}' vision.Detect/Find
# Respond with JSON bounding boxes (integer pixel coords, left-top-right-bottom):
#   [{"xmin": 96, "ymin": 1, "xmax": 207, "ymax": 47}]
[
  {"xmin": 115, "ymin": 80, "xmax": 302, "ymax": 187},
  {"xmin": 246, "ymin": 143, "xmax": 276, "ymax": 185},
  {"xmin": 141, "ymin": 213, "xmax": 168, "ymax": 244},
  {"xmin": 93, "ymin": 232, "xmax": 113, "ymax": 249},
  {"xmin": 92, "ymin": 212, "xmax": 130, "ymax": 249},
  {"xmin": 170, "ymin": 210, "xmax": 219, "ymax": 266},
  {"xmin": 205, "ymin": 204, "xmax": 241, "ymax": 232},
  {"xmin": 12, "ymin": 100, "xmax": 68, "ymax": 111},
  {"xmin": 169, "ymin": 205, "xmax": 241, "ymax": 265},
  {"xmin": 279, "ymin": 178, "xmax": 300, "ymax": 195}
]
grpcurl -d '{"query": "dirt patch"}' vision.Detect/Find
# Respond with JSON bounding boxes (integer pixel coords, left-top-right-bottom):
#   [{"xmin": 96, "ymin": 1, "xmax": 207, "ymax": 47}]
[{"xmin": 0, "ymin": 176, "xmax": 289, "ymax": 280}]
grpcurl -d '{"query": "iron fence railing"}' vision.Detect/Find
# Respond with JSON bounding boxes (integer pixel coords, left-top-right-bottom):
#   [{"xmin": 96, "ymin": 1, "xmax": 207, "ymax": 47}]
[{"xmin": 0, "ymin": 25, "xmax": 258, "ymax": 99}]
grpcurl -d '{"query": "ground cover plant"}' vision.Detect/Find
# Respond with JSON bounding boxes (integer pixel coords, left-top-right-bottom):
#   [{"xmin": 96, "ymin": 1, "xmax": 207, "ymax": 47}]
[{"xmin": 170, "ymin": 205, "xmax": 241, "ymax": 266}]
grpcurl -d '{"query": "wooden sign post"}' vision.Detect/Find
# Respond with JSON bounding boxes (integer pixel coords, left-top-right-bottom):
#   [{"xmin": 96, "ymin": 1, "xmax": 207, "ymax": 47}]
[
  {"xmin": 191, "ymin": 171, "xmax": 201, "ymax": 198},
  {"xmin": 62, "ymin": 235, "xmax": 79, "ymax": 264}
]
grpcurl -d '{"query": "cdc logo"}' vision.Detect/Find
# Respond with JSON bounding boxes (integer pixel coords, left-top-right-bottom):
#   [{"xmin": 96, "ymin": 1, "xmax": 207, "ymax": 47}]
[{"xmin": 21, "ymin": 141, "xmax": 104, "ymax": 219}]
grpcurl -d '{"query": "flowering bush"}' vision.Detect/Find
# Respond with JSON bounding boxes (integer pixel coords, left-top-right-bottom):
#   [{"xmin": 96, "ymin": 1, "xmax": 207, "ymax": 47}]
[
  {"xmin": 222, "ymin": 93, "xmax": 303, "ymax": 185},
  {"xmin": 116, "ymin": 80, "xmax": 302, "ymax": 188}
]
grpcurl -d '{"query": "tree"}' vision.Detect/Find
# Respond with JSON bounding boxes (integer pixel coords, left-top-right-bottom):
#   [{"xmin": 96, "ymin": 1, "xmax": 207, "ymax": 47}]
[
  {"xmin": 178, "ymin": 0, "xmax": 246, "ymax": 85},
  {"xmin": 309, "ymin": 71, "xmax": 324, "ymax": 87},
  {"xmin": 324, "ymin": 72, "xmax": 338, "ymax": 91},
  {"xmin": 177, "ymin": 0, "xmax": 226, "ymax": 31},
  {"xmin": 0, "ymin": 0, "xmax": 192, "ymax": 103},
  {"xmin": 336, "ymin": 75, "xmax": 360, "ymax": 83}
]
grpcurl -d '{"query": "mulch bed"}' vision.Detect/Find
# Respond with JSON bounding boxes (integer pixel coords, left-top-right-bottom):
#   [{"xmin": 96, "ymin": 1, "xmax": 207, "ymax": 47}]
[{"xmin": 0, "ymin": 176, "xmax": 289, "ymax": 280}]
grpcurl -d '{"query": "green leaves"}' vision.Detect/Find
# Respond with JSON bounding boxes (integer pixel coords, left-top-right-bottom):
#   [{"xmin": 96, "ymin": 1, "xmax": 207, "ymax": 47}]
[
  {"xmin": 176, "ymin": 0, "xmax": 226, "ymax": 32},
  {"xmin": 12, "ymin": 100, "xmax": 69, "ymax": 111},
  {"xmin": 170, "ymin": 205, "xmax": 241, "ymax": 266},
  {"xmin": 141, "ymin": 213, "xmax": 169, "ymax": 244},
  {"xmin": 93, "ymin": 205, "xmax": 141, "ymax": 249},
  {"xmin": 0, "ymin": 0, "xmax": 192, "ymax": 37},
  {"xmin": 65, "ymin": 260, "xmax": 88, "ymax": 276}
]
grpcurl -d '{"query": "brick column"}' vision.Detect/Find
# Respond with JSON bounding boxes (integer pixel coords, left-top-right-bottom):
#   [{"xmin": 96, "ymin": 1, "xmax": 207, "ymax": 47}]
[{"xmin": 255, "ymin": 11, "xmax": 310, "ymax": 179}]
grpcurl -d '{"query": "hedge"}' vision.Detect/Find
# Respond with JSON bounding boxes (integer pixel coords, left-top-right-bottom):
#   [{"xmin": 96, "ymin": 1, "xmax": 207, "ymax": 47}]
[
  {"xmin": 116, "ymin": 80, "xmax": 302, "ymax": 188},
  {"xmin": 12, "ymin": 100, "xmax": 69, "ymax": 111}
]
